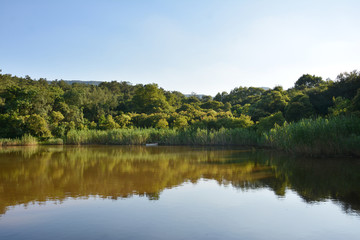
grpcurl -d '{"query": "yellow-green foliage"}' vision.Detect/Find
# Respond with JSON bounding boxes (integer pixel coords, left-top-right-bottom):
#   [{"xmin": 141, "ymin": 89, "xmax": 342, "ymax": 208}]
[
  {"xmin": 25, "ymin": 114, "xmax": 52, "ymax": 138},
  {"xmin": 41, "ymin": 138, "xmax": 64, "ymax": 145},
  {"xmin": 173, "ymin": 115, "xmax": 188, "ymax": 129},
  {"xmin": 1, "ymin": 146, "xmax": 360, "ymax": 214},
  {"xmin": 328, "ymin": 96, "xmax": 351, "ymax": 116}
]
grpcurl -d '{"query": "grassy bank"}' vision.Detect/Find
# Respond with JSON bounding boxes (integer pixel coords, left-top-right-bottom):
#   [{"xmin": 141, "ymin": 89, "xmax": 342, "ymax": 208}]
[
  {"xmin": 1, "ymin": 116, "xmax": 360, "ymax": 157},
  {"xmin": 0, "ymin": 134, "xmax": 38, "ymax": 146},
  {"xmin": 264, "ymin": 116, "xmax": 360, "ymax": 157},
  {"xmin": 0, "ymin": 135, "xmax": 63, "ymax": 147},
  {"xmin": 65, "ymin": 128, "xmax": 261, "ymax": 146}
]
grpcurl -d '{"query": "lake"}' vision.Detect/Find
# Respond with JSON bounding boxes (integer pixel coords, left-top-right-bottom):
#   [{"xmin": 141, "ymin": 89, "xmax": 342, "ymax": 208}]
[{"xmin": 0, "ymin": 146, "xmax": 359, "ymax": 240}]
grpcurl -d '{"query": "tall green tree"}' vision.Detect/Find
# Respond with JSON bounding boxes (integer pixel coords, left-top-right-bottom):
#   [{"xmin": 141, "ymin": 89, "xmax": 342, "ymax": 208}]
[
  {"xmin": 132, "ymin": 84, "xmax": 172, "ymax": 113},
  {"xmin": 285, "ymin": 94, "xmax": 315, "ymax": 122},
  {"xmin": 295, "ymin": 74, "xmax": 324, "ymax": 89}
]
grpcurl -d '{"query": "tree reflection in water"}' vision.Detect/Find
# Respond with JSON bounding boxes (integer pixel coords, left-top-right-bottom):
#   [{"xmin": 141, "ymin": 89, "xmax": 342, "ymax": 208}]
[{"xmin": 0, "ymin": 146, "xmax": 359, "ymax": 215}]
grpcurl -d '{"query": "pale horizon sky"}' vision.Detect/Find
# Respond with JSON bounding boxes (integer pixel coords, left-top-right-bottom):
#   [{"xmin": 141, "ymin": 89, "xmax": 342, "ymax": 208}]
[{"xmin": 1, "ymin": 0, "xmax": 359, "ymax": 95}]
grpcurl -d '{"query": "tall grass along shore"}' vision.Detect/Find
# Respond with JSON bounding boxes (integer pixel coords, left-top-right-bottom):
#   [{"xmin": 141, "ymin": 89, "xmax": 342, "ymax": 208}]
[
  {"xmin": 1, "ymin": 116, "xmax": 360, "ymax": 157},
  {"xmin": 65, "ymin": 128, "xmax": 260, "ymax": 146},
  {"xmin": 0, "ymin": 134, "xmax": 38, "ymax": 146},
  {"xmin": 264, "ymin": 116, "xmax": 360, "ymax": 157}
]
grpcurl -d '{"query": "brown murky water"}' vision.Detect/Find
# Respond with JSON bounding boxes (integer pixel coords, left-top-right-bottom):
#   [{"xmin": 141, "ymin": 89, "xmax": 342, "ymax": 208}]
[{"xmin": 0, "ymin": 146, "xmax": 359, "ymax": 239}]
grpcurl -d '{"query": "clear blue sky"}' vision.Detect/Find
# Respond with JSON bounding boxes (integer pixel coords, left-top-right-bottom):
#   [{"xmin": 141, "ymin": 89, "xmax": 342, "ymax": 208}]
[{"xmin": 1, "ymin": 0, "xmax": 359, "ymax": 95}]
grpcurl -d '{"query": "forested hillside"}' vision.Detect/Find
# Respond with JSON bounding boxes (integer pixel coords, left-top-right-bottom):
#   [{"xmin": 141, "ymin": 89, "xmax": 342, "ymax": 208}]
[{"xmin": 0, "ymin": 70, "xmax": 359, "ymax": 140}]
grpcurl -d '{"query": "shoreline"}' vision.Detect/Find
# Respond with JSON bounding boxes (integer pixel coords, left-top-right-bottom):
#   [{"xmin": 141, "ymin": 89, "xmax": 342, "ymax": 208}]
[
  {"xmin": 1, "ymin": 116, "xmax": 360, "ymax": 158},
  {"xmin": 0, "ymin": 140, "xmax": 358, "ymax": 158}
]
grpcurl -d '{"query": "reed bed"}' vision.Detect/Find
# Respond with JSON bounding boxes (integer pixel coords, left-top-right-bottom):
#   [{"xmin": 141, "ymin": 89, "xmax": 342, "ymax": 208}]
[
  {"xmin": 0, "ymin": 134, "xmax": 38, "ymax": 146},
  {"xmin": 41, "ymin": 138, "xmax": 64, "ymax": 145},
  {"xmin": 65, "ymin": 128, "xmax": 261, "ymax": 146},
  {"xmin": 264, "ymin": 116, "xmax": 360, "ymax": 157},
  {"xmin": 2, "ymin": 116, "xmax": 360, "ymax": 157}
]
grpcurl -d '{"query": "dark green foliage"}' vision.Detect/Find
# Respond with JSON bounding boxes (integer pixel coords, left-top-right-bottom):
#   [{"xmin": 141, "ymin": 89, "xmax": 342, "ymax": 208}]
[
  {"xmin": 295, "ymin": 74, "xmax": 324, "ymax": 89},
  {"xmin": 305, "ymin": 71, "xmax": 360, "ymax": 115},
  {"xmin": 285, "ymin": 94, "xmax": 315, "ymax": 122},
  {"xmin": 306, "ymin": 87, "xmax": 332, "ymax": 115},
  {"xmin": 257, "ymin": 112, "xmax": 285, "ymax": 132},
  {"xmin": 217, "ymin": 87, "xmax": 264, "ymax": 106},
  {"xmin": 201, "ymin": 100, "xmax": 224, "ymax": 111},
  {"xmin": 352, "ymin": 89, "xmax": 360, "ymax": 111},
  {"xmin": 0, "ymin": 114, "xmax": 25, "ymax": 138},
  {"xmin": 248, "ymin": 89, "xmax": 289, "ymax": 121},
  {"xmin": 331, "ymin": 70, "xmax": 360, "ymax": 99}
]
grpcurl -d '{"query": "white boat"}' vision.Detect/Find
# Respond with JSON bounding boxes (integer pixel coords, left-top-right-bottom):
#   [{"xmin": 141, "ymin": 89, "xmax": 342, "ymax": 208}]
[{"xmin": 145, "ymin": 143, "xmax": 158, "ymax": 147}]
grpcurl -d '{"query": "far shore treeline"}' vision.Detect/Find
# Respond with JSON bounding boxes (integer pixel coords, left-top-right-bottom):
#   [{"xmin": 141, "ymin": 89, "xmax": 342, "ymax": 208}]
[{"xmin": 0, "ymin": 70, "xmax": 360, "ymax": 156}]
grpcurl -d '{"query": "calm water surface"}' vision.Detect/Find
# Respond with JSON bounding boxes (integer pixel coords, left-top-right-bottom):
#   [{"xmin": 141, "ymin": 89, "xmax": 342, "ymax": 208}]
[{"xmin": 0, "ymin": 146, "xmax": 359, "ymax": 240}]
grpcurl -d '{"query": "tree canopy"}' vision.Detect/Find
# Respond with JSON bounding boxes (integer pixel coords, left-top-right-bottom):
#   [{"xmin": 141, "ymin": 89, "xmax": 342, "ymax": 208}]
[{"xmin": 0, "ymin": 70, "xmax": 359, "ymax": 138}]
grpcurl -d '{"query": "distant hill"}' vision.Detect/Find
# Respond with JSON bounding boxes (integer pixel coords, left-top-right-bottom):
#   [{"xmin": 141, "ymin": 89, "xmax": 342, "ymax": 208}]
[
  {"xmin": 184, "ymin": 94, "xmax": 208, "ymax": 99},
  {"xmin": 48, "ymin": 80, "xmax": 271, "ymax": 96},
  {"xmin": 48, "ymin": 80, "xmax": 103, "ymax": 86},
  {"xmin": 184, "ymin": 87, "xmax": 270, "ymax": 98}
]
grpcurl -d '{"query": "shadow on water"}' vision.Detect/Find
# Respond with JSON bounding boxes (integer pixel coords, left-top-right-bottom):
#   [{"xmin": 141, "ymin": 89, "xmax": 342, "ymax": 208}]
[{"xmin": 0, "ymin": 145, "xmax": 359, "ymax": 215}]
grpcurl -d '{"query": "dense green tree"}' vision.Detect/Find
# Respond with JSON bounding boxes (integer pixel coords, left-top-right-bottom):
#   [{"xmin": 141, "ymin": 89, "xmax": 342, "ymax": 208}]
[
  {"xmin": 218, "ymin": 87, "xmax": 264, "ymax": 105},
  {"xmin": 99, "ymin": 115, "xmax": 120, "ymax": 130},
  {"xmin": 231, "ymin": 114, "xmax": 254, "ymax": 128},
  {"xmin": 156, "ymin": 118, "xmax": 169, "ymax": 129},
  {"xmin": 328, "ymin": 97, "xmax": 351, "ymax": 116},
  {"xmin": 232, "ymin": 104, "xmax": 250, "ymax": 117},
  {"xmin": 201, "ymin": 100, "xmax": 224, "ymax": 111},
  {"xmin": 329, "ymin": 70, "xmax": 360, "ymax": 99},
  {"xmin": 25, "ymin": 114, "xmax": 52, "ymax": 138},
  {"xmin": 132, "ymin": 84, "xmax": 172, "ymax": 113},
  {"xmin": 223, "ymin": 102, "xmax": 232, "ymax": 112},
  {"xmin": 64, "ymin": 87, "xmax": 86, "ymax": 107},
  {"xmin": 285, "ymin": 94, "xmax": 315, "ymax": 122},
  {"xmin": 183, "ymin": 95, "xmax": 201, "ymax": 105},
  {"xmin": 353, "ymin": 88, "xmax": 360, "ymax": 106},
  {"xmin": 214, "ymin": 91, "xmax": 228, "ymax": 102},
  {"xmin": 50, "ymin": 111, "xmax": 65, "ymax": 125},
  {"xmin": 165, "ymin": 91, "xmax": 184, "ymax": 110},
  {"xmin": 257, "ymin": 112, "xmax": 285, "ymax": 132},
  {"xmin": 0, "ymin": 70, "xmax": 359, "ymax": 139},
  {"xmin": 295, "ymin": 74, "xmax": 324, "ymax": 89},
  {"xmin": 0, "ymin": 114, "xmax": 25, "ymax": 138},
  {"xmin": 114, "ymin": 114, "xmax": 132, "ymax": 128},
  {"xmin": 173, "ymin": 115, "xmax": 188, "ymax": 129},
  {"xmin": 306, "ymin": 87, "xmax": 332, "ymax": 115},
  {"xmin": 248, "ymin": 89, "xmax": 289, "ymax": 121}
]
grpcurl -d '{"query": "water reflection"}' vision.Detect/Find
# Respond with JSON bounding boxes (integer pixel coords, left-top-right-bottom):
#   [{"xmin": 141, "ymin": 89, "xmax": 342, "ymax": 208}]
[{"xmin": 0, "ymin": 146, "xmax": 359, "ymax": 216}]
